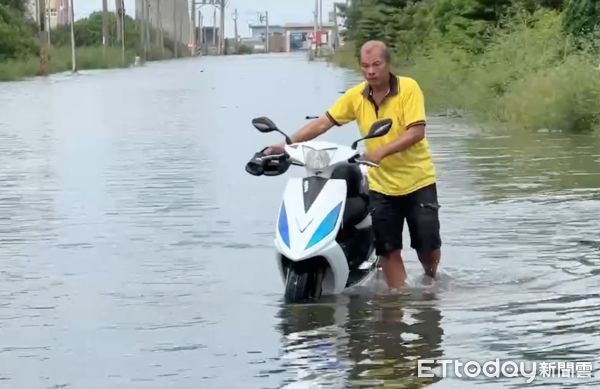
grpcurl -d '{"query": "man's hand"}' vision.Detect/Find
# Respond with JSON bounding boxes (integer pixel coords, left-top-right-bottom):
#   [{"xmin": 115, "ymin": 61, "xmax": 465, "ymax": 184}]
[
  {"xmin": 265, "ymin": 142, "xmax": 285, "ymax": 155},
  {"xmin": 364, "ymin": 124, "xmax": 425, "ymax": 162},
  {"xmin": 361, "ymin": 149, "xmax": 385, "ymax": 164},
  {"xmin": 264, "ymin": 115, "xmax": 335, "ymax": 155}
]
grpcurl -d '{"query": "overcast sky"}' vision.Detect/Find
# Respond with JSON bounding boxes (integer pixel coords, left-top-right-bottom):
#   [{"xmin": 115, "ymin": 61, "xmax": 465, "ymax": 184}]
[{"xmin": 74, "ymin": 0, "xmax": 337, "ymax": 38}]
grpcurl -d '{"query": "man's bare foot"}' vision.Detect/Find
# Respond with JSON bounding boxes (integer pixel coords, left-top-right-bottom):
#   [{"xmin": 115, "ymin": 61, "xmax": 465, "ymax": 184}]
[{"xmin": 417, "ymin": 249, "xmax": 441, "ymax": 278}]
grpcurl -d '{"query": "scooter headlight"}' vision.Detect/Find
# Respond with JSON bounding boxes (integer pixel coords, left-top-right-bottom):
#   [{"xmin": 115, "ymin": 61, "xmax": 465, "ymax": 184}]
[{"xmin": 303, "ymin": 146, "xmax": 332, "ymax": 171}]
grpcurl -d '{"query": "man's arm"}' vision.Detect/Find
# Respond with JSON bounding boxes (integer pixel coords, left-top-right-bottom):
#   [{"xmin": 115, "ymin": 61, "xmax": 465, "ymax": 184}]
[
  {"xmin": 367, "ymin": 124, "xmax": 425, "ymax": 162},
  {"xmin": 289, "ymin": 115, "xmax": 335, "ymax": 143},
  {"xmin": 266, "ymin": 115, "xmax": 335, "ymax": 154}
]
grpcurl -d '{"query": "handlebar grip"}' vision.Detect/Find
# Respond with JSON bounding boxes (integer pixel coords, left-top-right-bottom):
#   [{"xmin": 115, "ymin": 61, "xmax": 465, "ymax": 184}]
[
  {"xmin": 260, "ymin": 152, "xmax": 288, "ymax": 161},
  {"xmin": 348, "ymin": 155, "xmax": 379, "ymax": 167},
  {"xmin": 355, "ymin": 159, "xmax": 379, "ymax": 168}
]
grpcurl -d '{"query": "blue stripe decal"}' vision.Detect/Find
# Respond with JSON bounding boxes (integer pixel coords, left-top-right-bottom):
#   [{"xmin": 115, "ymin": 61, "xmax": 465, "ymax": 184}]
[
  {"xmin": 306, "ymin": 202, "xmax": 342, "ymax": 249},
  {"xmin": 278, "ymin": 202, "xmax": 290, "ymax": 248}
]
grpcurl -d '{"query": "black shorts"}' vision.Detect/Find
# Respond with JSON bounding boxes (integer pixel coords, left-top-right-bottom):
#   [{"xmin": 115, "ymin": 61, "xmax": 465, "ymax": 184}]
[{"xmin": 369, "ymin": 183, "xmax": 442, "ymax": 255}]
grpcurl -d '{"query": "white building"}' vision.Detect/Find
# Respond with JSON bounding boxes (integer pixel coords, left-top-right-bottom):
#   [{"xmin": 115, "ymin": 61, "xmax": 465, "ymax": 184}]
[{"xmin": 24, "ymin": 0, "xmax": 72, "ymax": 29}]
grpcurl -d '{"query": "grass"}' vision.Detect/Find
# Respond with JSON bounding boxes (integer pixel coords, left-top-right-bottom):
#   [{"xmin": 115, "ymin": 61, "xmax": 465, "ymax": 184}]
[
  {"xmin": 331, "ymin": 11, "xmax": 600, "ymax": 133},
  {"xmin": 0, "ymin": 45, "xmax": 169, "ymax": 82}
]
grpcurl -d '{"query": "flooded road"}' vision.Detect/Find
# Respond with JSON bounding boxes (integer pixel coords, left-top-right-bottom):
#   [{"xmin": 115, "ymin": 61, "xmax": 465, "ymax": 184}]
[{"xmin": 1, "ymin": 53, "xmax": 599, "ymax": 388}]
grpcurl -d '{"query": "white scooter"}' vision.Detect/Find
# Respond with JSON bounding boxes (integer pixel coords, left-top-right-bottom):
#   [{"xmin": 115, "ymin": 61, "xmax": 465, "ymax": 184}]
[{"xmin": 247, "ymin": 116, "xmax": 393, "ymax": 303}]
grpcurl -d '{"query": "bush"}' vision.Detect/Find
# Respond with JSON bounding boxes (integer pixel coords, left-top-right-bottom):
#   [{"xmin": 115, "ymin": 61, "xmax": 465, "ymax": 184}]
[
  {"xmin": 500, "ymin": 55, "xmax": 600, "ymax": 132},
  {"xmin": 334, "ymin": 8, "xmax": 600, "ymax": 132},
  {"xmin": 237, "ymin": 44, "xmax": 253, "ymax": 55},
  {"xmin": 0, "ymin": 46, "xmax": 137, "ymax": 81}
]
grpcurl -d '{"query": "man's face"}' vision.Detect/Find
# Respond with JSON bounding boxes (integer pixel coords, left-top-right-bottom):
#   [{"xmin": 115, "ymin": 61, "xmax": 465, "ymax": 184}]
[{"xmin": 360, "ymin": 48, "xmax": 389, "ymax": 89}]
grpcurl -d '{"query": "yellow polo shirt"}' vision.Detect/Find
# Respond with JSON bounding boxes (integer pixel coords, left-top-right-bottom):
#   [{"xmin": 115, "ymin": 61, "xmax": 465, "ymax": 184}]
[{"xmin": 326, "ymin": 74, "xmax": 436, "ymax": 196}]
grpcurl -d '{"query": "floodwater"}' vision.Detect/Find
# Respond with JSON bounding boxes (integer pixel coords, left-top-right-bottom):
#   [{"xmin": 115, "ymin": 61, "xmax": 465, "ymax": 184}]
[{"xmin": 1, "ymin": 53, "xmax": 599, "ymax": 389}]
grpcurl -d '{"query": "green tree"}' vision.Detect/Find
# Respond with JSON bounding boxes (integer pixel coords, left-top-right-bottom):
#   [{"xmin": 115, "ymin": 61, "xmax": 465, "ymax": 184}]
[
  {"xmin": 51, "ymin": 11, "xmax": 140, "ymax": 49},
  {"xmin": 0, "ymin": 0, "xmax": 27, "ymax": 14},
  {"xmin": 0, "ymin": 4, "xmax": 38, "ymax": 60},
  {"xmin": 562, "ymin": 0, "xmax": 600, "ymax": 35},
  {"xmin": 337, "ymin": 0, "xmax": 433, "ymax": 59}
]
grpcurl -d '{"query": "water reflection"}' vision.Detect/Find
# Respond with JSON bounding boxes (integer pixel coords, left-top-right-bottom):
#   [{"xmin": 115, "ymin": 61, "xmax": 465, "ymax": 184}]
[
  {"xmin": 461, "ymin": 127, "xmax": 600, "ymax": 201},
  {"xmin": 273, "ymin": 292, "xmax": 444, "ymax": 388}
]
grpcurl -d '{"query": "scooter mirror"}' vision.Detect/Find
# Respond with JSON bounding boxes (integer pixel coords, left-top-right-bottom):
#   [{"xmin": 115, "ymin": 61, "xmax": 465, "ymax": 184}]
[
  {"xmin": 351, "ymin": 118, "xmax": 393, "ymax": 149},
  {"xmin": 251, "ymin": 116, "xmax": 293, "ymax": 145},
  {"xmin": 252, "ymin": 116, "xmax": 279, "ymax": 133},
  {"xmin": 366, "ymin": 118, "xmax": 393, "ymax": 139}
]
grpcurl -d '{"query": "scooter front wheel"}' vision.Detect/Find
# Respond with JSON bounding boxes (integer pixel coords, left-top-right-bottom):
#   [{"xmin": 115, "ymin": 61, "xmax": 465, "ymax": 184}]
[{"xmin": 284, "ymin": 267, "xmax": 324, "ymax": 303}]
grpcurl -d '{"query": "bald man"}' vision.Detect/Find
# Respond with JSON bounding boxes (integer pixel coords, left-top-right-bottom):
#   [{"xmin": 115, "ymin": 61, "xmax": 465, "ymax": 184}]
[{"xmin": 266, "ymin": 40, "xmax": 441, "ymax": 289}]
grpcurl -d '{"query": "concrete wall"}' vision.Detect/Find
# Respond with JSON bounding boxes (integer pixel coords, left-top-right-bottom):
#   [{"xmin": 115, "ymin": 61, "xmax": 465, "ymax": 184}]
[{"xmin": 135, "ymin": 0, "xmax": 192, "ymax": 49}]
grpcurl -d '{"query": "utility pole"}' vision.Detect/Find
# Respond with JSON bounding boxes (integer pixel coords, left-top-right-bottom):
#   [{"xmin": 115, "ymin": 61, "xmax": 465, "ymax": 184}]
[
  {"xmin": 113, "ymin": 0, "xmax": 125, "ymax": 64},
  {"xmin": 179, "ymin": 9, "xmax": 183, "ymax": 57},
  {"xmin": 38, "ymin": 0, "xmax": 48, "ymax": 75},
  {"xmin": 314, "ymin": 0, "xmax": 318, "ymax": 57},
  {"xmin": 219, "ymin": 0, "xmax": 225, "ymax": 55},
  {"xmin": 145, "ymin": 0, "xmax": 151, "ymax": 58},
  {"xmin": 232, "ymin": 8, "xmax": 238, "ymax": 53},
  {"xmin": 198, "ymin": 10, "xmax": 203, "ymax": 55},
  {"xmin": 259, "ymin": 11, "xmax": 269, "ymax": 53},
  {"xmin": 102, "ymin": 0, "xmax": 108, "ymax": 57},
  {"xmin": 333, "ymin": 2, "xmax": 339, "ymax": 51},
  {"xmin": 173, "ymin": 0, "xmax": 178, "ymax": 57},
  {"xmin": 47, "ymin": 6, "xmax": 51, "ymax": 46},
  {"xmin": 265, "ymin": 11, "xmax": 269, "ymax": 53},
  {"xmin": 140, "ymin": 0, "xmax": 150, "ymax": 60},
  {"xmin": 190, "ymin": 0, "xmax": 196, "ymax": 56},
  {"xmin": 120, "ymin": 0, "xmax": 126, "ymax": 64},
  {"xmin": 115, "ymin": 0, "xmax": 123, "ymax": 44},
  {"xmin": 35, "ymin": 0, "xmax": 40, "ymax": 30},
  {"xmin": 157, "ymin": 0, "xmax": 164, "ymax": 57},
  {"xmin": 212, "ymin": 6, "xmax": 216, "ymax": 48},
  {"xmin": 140, "ymin": 0, "xmax": 145, "ymax": 58},
  {"xmin": 319, "ymin": 0, "xmax": 323, "ymax": 30},
  {"xmin": 69, "ymin": 0, "xmax": 76, "ymax": 72}
]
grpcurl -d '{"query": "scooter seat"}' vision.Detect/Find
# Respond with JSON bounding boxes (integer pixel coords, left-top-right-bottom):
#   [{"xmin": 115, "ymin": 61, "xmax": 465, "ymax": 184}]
[{"xmin": 343, "ymin": 195, "xmax": 369, "ymax": 227}]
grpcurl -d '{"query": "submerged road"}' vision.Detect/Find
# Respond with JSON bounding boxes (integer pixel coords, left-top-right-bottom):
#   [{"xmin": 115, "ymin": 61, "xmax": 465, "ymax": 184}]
[{"xmin": 1, "ymin": 52, "xmax": 600, "ymax": 388}]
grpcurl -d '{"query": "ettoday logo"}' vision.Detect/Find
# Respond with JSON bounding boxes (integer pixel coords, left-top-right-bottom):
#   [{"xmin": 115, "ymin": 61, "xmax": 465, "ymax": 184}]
[{"xmin": 417, "ymin": 359, "xmax": 594, "ymax": 383}]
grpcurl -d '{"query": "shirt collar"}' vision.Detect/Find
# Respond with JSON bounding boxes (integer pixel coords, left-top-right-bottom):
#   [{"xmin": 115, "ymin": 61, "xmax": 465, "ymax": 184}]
[{"xmin": 362, "ymin": 72, "xmax": 399, "ymax": 97}]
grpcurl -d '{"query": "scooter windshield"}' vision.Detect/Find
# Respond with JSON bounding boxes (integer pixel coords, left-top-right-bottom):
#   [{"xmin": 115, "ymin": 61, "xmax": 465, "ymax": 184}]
[{"xmin": 302, "ymin": 146, "xmax": 337, "ymax": 171}]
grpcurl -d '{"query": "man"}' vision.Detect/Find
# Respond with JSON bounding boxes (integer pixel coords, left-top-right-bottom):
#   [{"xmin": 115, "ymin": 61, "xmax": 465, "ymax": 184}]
[{"xmin": 266, "ymin": 40, "xmax": 441, "ymax": 289}]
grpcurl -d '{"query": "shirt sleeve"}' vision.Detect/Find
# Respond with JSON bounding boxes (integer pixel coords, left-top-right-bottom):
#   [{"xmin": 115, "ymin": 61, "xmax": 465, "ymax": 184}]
[
  {"xmin": 326, "ymin": 90, "xmax": 356, "ymax": 126},
  {"xmin": 403, "ymin": 78, "xmax": 427, "ymax": 129}
]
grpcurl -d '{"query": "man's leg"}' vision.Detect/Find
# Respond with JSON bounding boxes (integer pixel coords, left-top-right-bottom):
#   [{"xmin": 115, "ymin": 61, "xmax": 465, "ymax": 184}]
[
  {"xmin": 406, "ymin": 184, "xmax": 442, "ymax": 278},
  {"xmin": 417, "ymin": 249, "xmax": 441, "ymax": 278},
  {"xmin": 381, "ymin": 249, "xmax": 407, "ymax": 289},
  {"xmin": 369, "ymin": 191, "xmax": 406, "ymax": 289}
]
